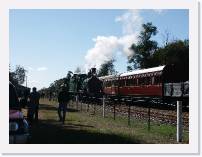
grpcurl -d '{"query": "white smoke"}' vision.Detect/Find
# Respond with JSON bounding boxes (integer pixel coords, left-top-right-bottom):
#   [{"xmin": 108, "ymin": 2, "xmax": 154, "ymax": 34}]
[{"xmin": 84, "ymin": 10, "xmax": 143, "ymax": 71}]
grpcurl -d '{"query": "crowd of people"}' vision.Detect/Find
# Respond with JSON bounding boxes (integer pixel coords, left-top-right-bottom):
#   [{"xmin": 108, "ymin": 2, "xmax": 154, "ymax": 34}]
[{"xmin": 24, "ymin": 85, "xmax": 70, "ymax": 125}]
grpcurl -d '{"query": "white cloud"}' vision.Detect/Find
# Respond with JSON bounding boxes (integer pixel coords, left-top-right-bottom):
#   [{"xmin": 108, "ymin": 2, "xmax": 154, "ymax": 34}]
[
  {"xmin": 84, "ymin": 10, "xmax": 142, "ymax": 71},
  {"xmin": 27, "ymin": 66, "xmax": 34, "ymax": 71},
  {"xmin": 115, "ymin": 10, "xmax": 142, "ymax": 35},
  {"xmin": 153, "ymin": 9, "xmax": 164, "ymax": 14},
  {"xmin": 37, "ymin": 67, "xmax": 48, "ymax": 71},
  {"xmin": 29, "ymin": 80, "xmax": 39, "ymax": 84}
]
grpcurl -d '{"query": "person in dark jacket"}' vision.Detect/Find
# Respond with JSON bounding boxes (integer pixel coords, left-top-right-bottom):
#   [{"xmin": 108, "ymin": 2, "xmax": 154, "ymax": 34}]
[
  {"xmin": 57, "ymin": 85, "xmax": 70, "ymax": 124},
  {"xmin": 28, "ymin": 87, "xmax": 40, "ymax": 123}
]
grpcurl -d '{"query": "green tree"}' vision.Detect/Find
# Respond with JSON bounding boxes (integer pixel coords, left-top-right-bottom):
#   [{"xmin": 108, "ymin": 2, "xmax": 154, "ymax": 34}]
[
  {"xmin": 74, "ymin": 67, "xmax": 81, "ymax": 74},
  {"xmin": 9, "ymin": 65, "xmax": 27, "ymax": 85},
  {"xmin": 164, "ymin": 40, "xmax": 189, "ymax": 67},
  {"xmin": 98, "ymin": 59, "xmax": 116, "ymax": 76},
  {"xmin": 128, "ymin": 22, "xmax": 158, "ymax": 69},
  {"xmin": 151, "ymin": 39, "xmax": 189, "ymax": 68},
  {"xmin": 127, "ymin": 65, "xmax": 133, "ymax": 71}
]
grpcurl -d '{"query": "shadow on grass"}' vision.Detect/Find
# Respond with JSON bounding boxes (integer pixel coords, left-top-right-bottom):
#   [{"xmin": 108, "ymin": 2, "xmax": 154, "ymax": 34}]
[
  {"xmin": 29, "ymin": 102, "xmax": 144, "ymax": 144},
  {"xmin": 29, "ymin": 119, "xmax": 143, "ymax": 144}
]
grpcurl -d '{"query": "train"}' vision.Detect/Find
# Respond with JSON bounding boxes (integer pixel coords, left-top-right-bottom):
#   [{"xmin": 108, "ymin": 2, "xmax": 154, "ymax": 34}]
[{"xmin": 68, "ymin": 64, "xmax": 189, "ymax": 108}]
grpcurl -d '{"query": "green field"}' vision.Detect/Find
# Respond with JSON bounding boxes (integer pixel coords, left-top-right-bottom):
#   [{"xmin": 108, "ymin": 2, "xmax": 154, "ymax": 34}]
[{"xmin": 27, "ymin": 99, "xmax": 189, "ymax": 144}]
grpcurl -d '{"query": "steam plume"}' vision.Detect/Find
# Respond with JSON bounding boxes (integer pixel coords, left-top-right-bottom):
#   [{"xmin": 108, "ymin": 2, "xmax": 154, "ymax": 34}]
[{"xmin": 84, "ymin": 10, "xmax": 143, "ymax": 71}]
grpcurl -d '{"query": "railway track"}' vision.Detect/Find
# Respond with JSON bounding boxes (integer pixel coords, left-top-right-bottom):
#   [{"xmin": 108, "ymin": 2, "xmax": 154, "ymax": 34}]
[
  {"xmin": 73, "ymin": 98, "xmax": 189, "ymax": 129},
  {"xmin": 104, "ymin": 104, "xmax": 189, "ymax": 127}
]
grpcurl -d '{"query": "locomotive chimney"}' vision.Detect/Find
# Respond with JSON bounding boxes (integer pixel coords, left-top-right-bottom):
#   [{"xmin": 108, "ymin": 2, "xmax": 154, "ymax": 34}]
[{"xmin": 91, "ymin": 68, "xmax": 96, "ymax": 76}]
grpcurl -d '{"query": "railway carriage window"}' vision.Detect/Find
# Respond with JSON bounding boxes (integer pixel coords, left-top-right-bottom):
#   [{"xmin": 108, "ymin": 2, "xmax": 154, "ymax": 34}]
[
  {"xmin": 119, "ymin": 80, "xmax": 122, "ymax": 87},
  {"xmin": 106, "ymin": 81, "xmax": 108, "ymax": 87},
  {"xmin": 110, "ymin": 81, "xmax": 114, "ymax": 87},
  {"xmin": 152, "ymin": 77, "xmax": 155, "ymax": 85},
  {"xmin": 132, "ymin": 79, "xmax": 135, "ymax": 86},
  {"xmin": 106, "ymin": 81, "xmax": 111, "ymax": 87},
  {"xmin": 112, "ymin": 80, "xmax": 117, "ymax": 87},
  {"xmin": 110, "ymin": 81, "xmax": 113, "ymax": 87},
  {"xmin": 145, "ymin": 77, "xmax": 148, "ymax": 85},
  {"xmin": 104, "ymin": 81, "xmax": 107, "ymax": 87},
  {"xmin": 126, "ymin": 79, "xmax": 129, "ymax": 86},
  {"xmin": 154, "ymin": 76, "xmax": 161, "ymax": 85},
  {"xmin": 126, "ymin": 79, "xmax": 134, "ymax": 86},
  {"xmin": 144, "ymin": 77, "xmax": 147, "ymax": 85},
  {"xmin": 139, "ymin": 77, "xmax": 145, "ymax": 85},
  {"xmin": 114, "ymin": 80, "xmax": 119, "ymax": 86},
  {"xmin": 145, "ymin": 77, "xmax": 152, "ymax": 85},
  {"xmin": 139, "ymin": 77, "xmax": 151, "ymax": 85},
  {"xmin": 119, "ymin": 80, "xmax": 123, "ymax": 87},
  {"xmin": 134, "ymin": 78, "xmax": 137, "ymax": 86},
  {"xmin": 127, "ymin": 79, "xmax": 133, "ymax": 86},
  {"xmin": 131, "ymin": 79, "xmax": 135, "ymax": 86},
  {"xmin": 103, "ymin": 81, "xmax": 106, "ymax": 87},
  {"xmin": 105, "ymin": 82, "xmax": 108, "ymax": 87},
  {"xmin": 105, "ymin": 81, "xmax": 108, "ymax": 87},
  {"xmin": 154, "ymin": 76, "xmax": 158, "ymax": 85},
  {"xmin": 123, "ymin": 80, "xmax": 124, "ymax": 87},
  {"xmin": 149, "ymin": 77, "xmax": 152, "ymax": 85},
  {"xmin": 120, "ymin": 80, "xmax": 125, "ymax": 87},
  {"xmin": 133, "ymin": 79, "xmax": 136, "ymax": 86},
  {"xmin": 117, "ymin": 80, "xmax": 119, "ymax": 86}
]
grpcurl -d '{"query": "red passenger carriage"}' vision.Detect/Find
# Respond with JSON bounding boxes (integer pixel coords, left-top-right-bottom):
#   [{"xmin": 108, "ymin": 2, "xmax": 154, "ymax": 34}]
[{"xmin": 99, "ymin": 65, "xmax": 188, "ymax": 99}]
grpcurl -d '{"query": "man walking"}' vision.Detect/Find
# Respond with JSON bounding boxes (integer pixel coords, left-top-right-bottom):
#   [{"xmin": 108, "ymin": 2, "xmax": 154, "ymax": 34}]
[
  {"xmin": 28, "ymin": 87, "xmax": 40, "ymax": 123},
  {"xmin": 58, "ymin": 85, "xmax": 70, "ymax": 124}
]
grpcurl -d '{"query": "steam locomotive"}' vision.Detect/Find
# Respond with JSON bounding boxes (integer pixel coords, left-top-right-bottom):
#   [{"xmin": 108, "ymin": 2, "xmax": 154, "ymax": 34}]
[{"xmin": 68, "ymin": 68, "xmax": 103, "ymax": 97}]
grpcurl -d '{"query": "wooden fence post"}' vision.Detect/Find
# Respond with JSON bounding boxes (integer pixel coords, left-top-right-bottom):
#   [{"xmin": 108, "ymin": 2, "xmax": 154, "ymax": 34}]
[
  {"xmin": 148, "ymin": 103, "xmax": 151, "ymax": 131},
  {"xmin": 80, "ymin": 101, "xmax": 82, "ymax": 111},
  {"xmin": 128, "ymin": 103, "xmax": 131, "ymax": 126},
  {"xmin": 87, "ymin": 101, "xmax": 89, "ymax": 112},
  {"xmin": 113, "ymin": 103, "xmax": 116, "ymax": 120},
  {"xmin": 93, "ymin": 98, "xmax": 96, "ymax": 115},
  {"xmin": 102, "ymin": 95, "xmax": 105, "ymax": 118},
  {"xmin": 177, "ymin": 100, "xmax": 183, "ymax": 142},
  {"xmin": 76, "ymin": 95, "xmax": 79, "ymax": 110}
]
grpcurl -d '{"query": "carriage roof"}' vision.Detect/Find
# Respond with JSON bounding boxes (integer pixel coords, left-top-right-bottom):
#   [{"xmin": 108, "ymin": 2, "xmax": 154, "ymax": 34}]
[
  {"xmin": 99, "ymin": 75, "xmax": 116, "ymax": 80},
  {"xmin": 120, "ymin": 65, "xmax": 165, "ymax": 77}
]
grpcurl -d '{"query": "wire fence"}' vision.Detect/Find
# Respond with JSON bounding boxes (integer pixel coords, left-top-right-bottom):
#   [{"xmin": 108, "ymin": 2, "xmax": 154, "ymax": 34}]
[{"xmin": 67, "ymin": 96, "xmax": 189, "ymax": 130}]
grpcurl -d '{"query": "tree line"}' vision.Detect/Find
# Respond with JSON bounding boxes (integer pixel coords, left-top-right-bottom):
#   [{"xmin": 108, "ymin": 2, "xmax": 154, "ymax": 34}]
[
  {"xmin": 9, "ymin": 65, "xmax": 27, "ymax": 86},
  {"xmin": 98, "ymin": 22, "xmax": 188, "ymax": 76}
]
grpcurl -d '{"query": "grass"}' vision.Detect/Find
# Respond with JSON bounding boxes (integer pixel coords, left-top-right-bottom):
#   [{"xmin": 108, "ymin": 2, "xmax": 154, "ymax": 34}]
[{"xmin": 26, "ymin": 99, "xmax": 189, "ymax": 144}]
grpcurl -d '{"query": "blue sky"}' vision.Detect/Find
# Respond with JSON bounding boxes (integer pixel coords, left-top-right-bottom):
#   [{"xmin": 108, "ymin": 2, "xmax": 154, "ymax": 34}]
[{"xmin": 9, "ymin": 9, "xmax": 188, "ymax": 89}]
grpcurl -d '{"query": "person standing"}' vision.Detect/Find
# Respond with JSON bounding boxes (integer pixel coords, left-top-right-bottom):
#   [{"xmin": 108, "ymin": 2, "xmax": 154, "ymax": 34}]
[
  {"xmin": 28, "ymin": 87, "xmax": 40, "ymax": 123},
  {"xmin": 58, "ymin": 85, "xmax": 70, "ymax": 124}
]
